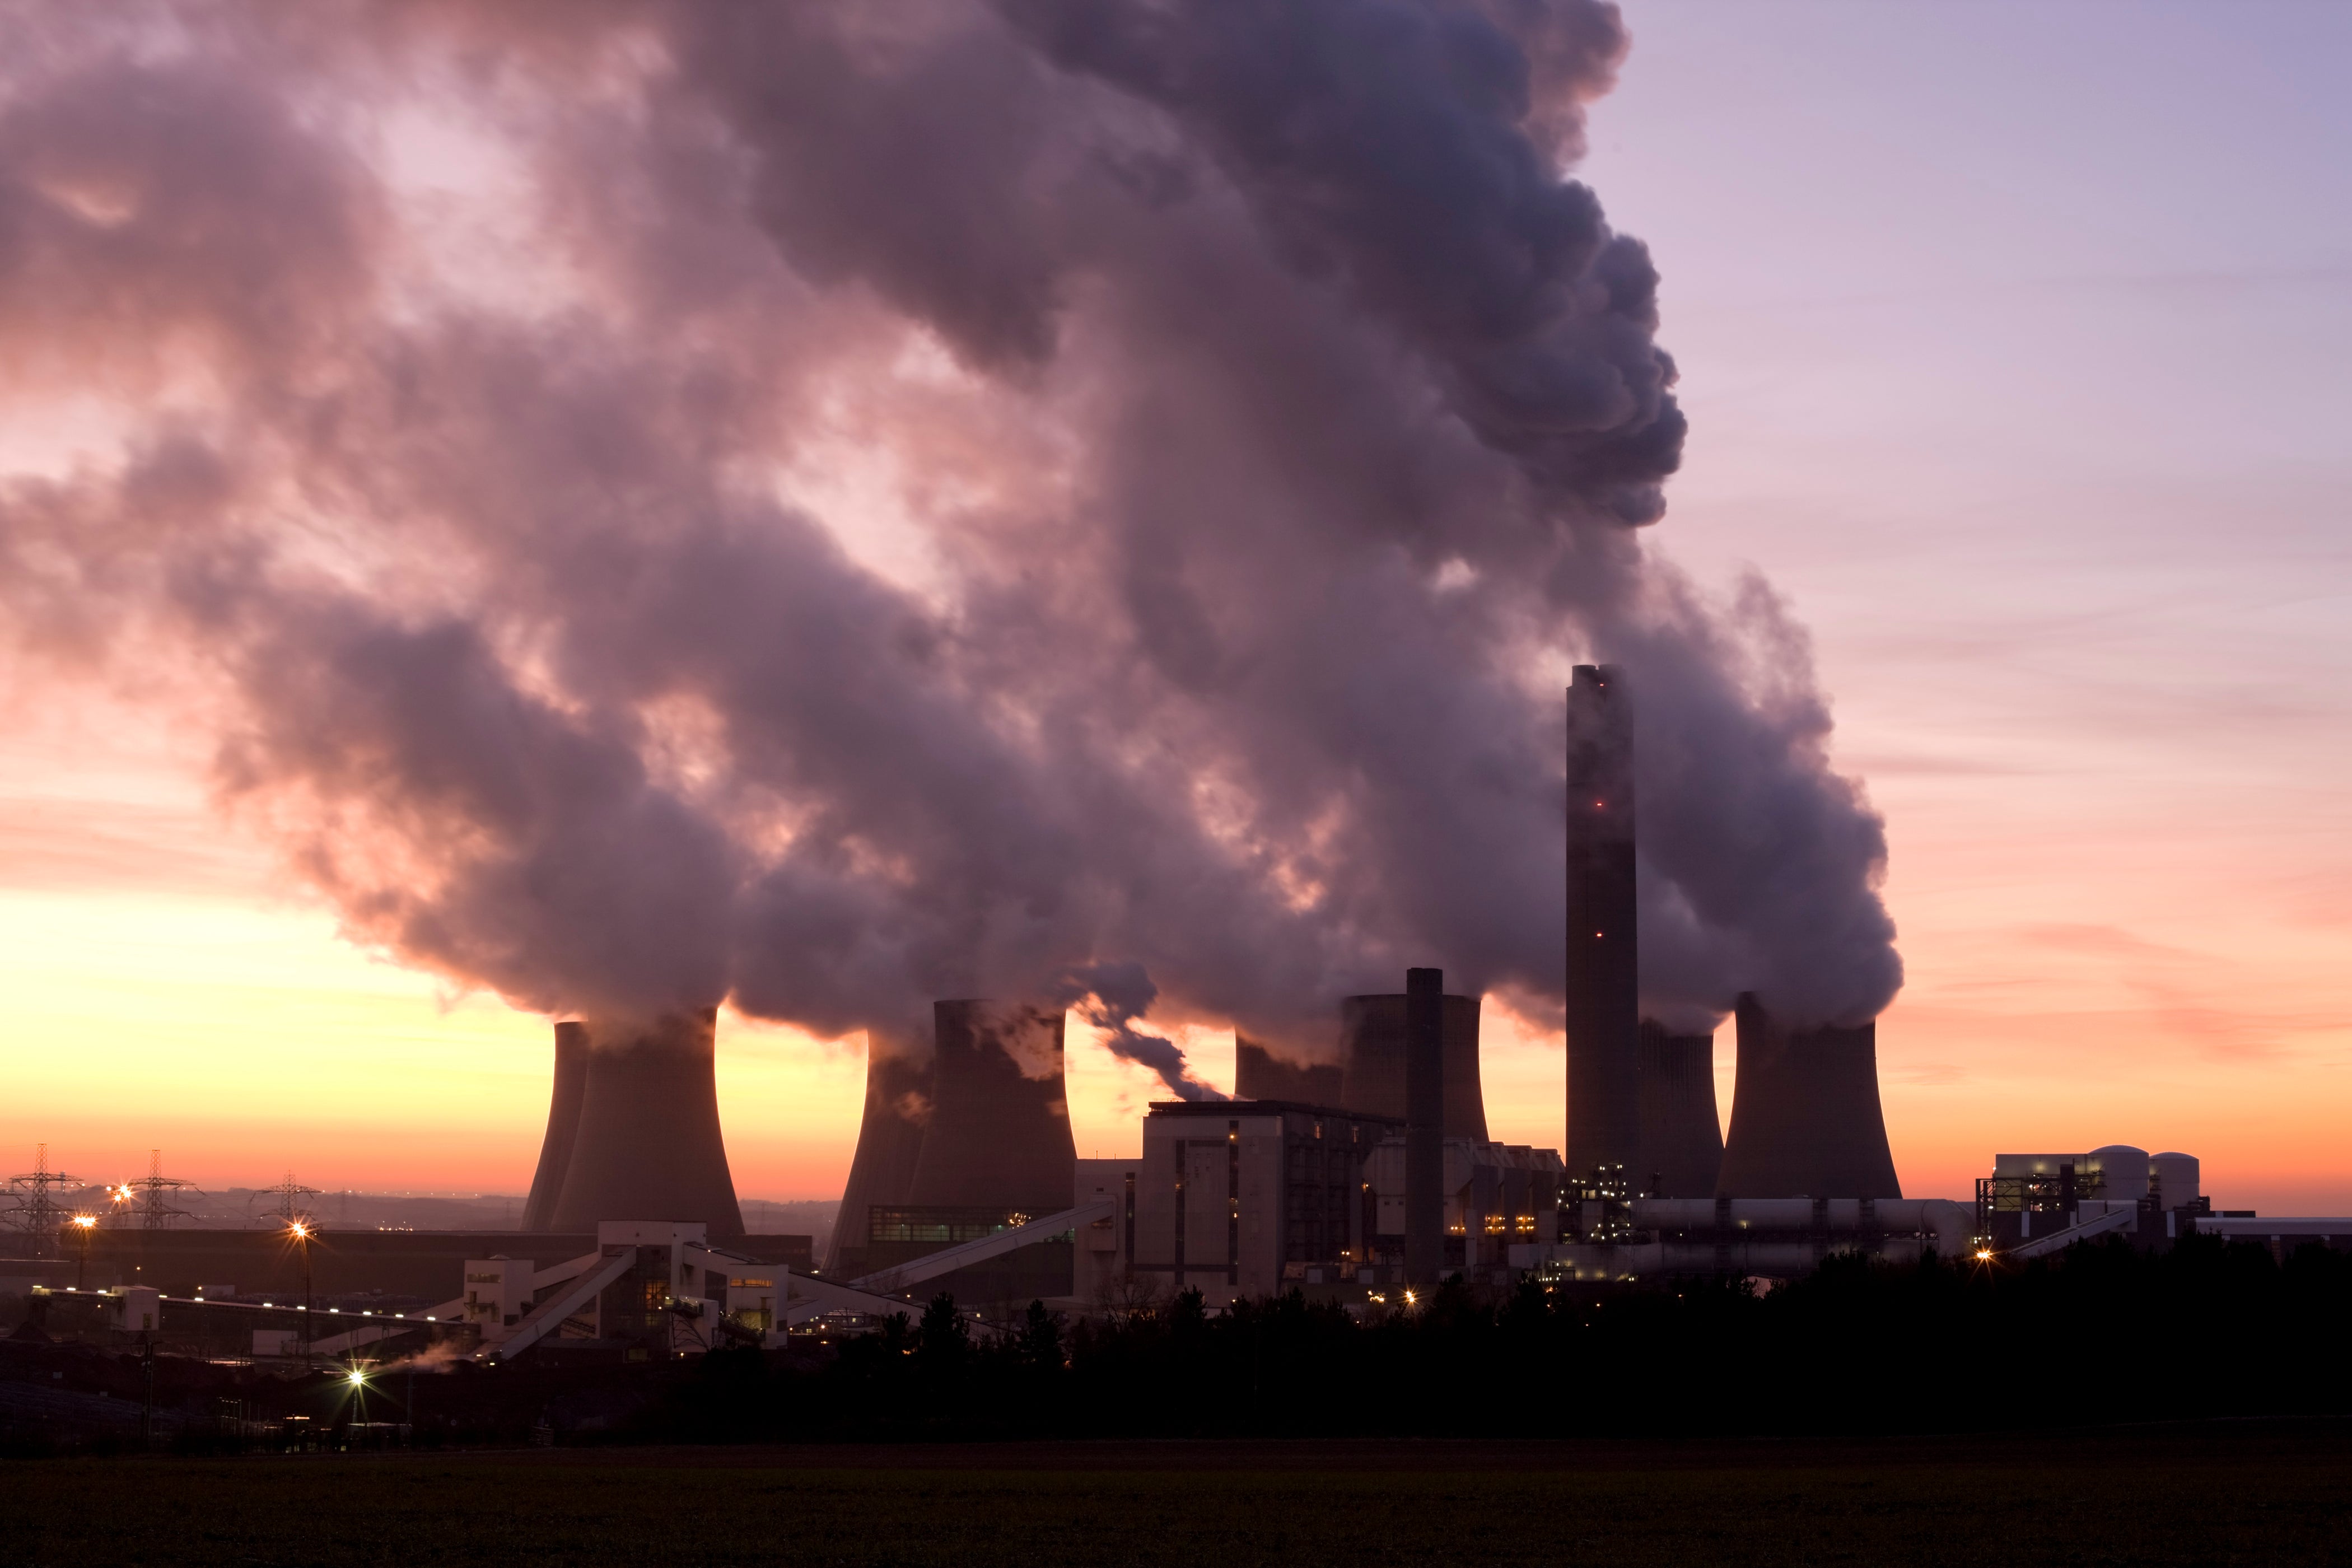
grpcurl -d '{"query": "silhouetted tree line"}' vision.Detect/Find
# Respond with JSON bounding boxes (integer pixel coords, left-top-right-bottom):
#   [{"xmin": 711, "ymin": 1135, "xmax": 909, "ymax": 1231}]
[{"xmin": 642, "ymin": 1234, "xmax": 2352, "ymax": 1441}]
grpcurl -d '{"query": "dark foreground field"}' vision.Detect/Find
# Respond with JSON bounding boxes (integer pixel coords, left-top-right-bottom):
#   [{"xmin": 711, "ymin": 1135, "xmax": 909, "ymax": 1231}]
[{"xmin": 5, "ymin": 1422, "xmax": 2349, "ymax": 1567}]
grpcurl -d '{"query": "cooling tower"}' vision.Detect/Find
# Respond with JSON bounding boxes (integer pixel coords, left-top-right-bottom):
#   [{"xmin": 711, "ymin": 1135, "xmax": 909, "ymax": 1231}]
[
  {"xmin": 1566, "ymin": 664, "xmax": 1639, "ymax": 1176},
  {"xmin": 520, "ymin": 1021, "xmax": 589, "ymax": 1233},
  {"xmin": 1336, "ymin": 992, "xmax": 1487, "ymax": 1140},
  {"xmin": 1715, "ymin": 993, "xmax": 1901, "ymax": 1200},
  {"xmin": 546, "ymin": 1007, "xmax": 746, "ymax": 1238},
  {"xmin": 1637, "ymin": 1018, "xmax": 1724, "ymax": 1198},
  {"xmin": 1235, "ymin": 1036, "xmax": 1344, "ymax": 1107},
  {"xmin": 822, "ymin": 1033, "xmax": 934, "ymax": 1273},
  {"xmin": 902, "ymin": 1000, "xmax": 1076, "ymax": 1214},
  {"xmin": 1403, "ymin": 968, "xmax": 1445, "ymax": 1285}
]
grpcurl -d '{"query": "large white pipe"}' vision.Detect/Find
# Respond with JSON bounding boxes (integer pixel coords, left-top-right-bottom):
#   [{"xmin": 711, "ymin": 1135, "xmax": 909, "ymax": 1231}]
[{"xmin": 1631, "ymin": 1198, "xmax": 1975, "ymax": 1257}]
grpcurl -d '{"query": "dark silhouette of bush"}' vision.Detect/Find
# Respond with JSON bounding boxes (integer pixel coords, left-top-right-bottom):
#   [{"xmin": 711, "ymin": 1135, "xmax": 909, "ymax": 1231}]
[{"xmin": 557, "ymin": 1235, "xmax": 2352, "ymax": 1444}]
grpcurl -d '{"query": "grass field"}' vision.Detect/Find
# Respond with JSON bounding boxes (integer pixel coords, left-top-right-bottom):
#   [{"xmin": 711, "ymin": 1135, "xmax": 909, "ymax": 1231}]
[{"xmin": 4, "ymin": 1423, "xmax": 2348, "ymax": 1566}]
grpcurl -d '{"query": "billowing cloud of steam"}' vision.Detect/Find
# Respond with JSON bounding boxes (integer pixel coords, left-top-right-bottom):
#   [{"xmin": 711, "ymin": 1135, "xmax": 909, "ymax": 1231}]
[{"xmin": 0, "ymin": 0, "xmax": 1897, "ymax": 1095}]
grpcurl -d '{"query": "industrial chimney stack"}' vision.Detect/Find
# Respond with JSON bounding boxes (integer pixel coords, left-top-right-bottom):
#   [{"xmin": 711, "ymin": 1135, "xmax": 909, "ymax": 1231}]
[
  {"xmin": 1565, "ymin": 665, "xmax": 1640, "ymax": 1178},
  {"xmin": 1403, "ymin": 968, "xmax": 1445, "ymax": 1286}
]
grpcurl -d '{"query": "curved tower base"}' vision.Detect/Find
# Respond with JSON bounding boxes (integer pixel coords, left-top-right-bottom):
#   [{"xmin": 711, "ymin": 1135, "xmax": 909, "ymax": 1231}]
[
  {"xmin": 547, "ymin": 1008, "xmax": 746, "ymax": 1238},
  {"xmin": 824, "ymin": 1034, "xmax": 934, "ymax": 1274},
  {"xmin": 1637, "ymin": 1019, "xmax": 1724, "ymax": 1198},
  {"xmin": 903, "ymin": 1001, "xmax": 1075, "ymax": 1216},
  {"xmin": 521, "ymin": 1021, "xmax": 589, "ymax": 1232},
  {"xmin": 1715, "ymin": 995, "xmax": 1900, "ymax": 1200}
]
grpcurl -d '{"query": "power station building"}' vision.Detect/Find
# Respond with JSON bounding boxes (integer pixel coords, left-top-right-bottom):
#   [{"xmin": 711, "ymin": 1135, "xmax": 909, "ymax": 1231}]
[
  {"xmin": 1076, "ymin": 1100, "xmax": 1401, "ymax": 1302},
  {"xmin": 463, "ymin": 1221, "xmax": 787, "ymax": 1357},
  {"xmin": 1516, "ymin": 1197, "xmax": 1975, "ymax": 1280},
  {"xmin": 1360, "ymin": 1137, "xmax": 1566, "ymax": 1275}
]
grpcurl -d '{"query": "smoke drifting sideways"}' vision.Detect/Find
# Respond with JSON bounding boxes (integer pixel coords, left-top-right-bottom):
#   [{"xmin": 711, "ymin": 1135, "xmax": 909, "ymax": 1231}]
[{"xmin": 0, "ymin": 0, "xmax": 1898, "ymax": 1097}]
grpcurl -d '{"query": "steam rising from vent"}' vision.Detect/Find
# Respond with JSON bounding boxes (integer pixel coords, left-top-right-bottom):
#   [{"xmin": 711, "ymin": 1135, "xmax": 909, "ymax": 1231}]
[{"xmin": 0, "ymin": 2, "xmax": 1898, "ymax": 1076}]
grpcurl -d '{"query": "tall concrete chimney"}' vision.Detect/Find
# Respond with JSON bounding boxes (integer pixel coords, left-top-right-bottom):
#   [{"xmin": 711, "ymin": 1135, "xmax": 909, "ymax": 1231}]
[
  {"xmin": 547, "ymin": 1008, "xmax": 747, "ymax": 1238},
  {"xmin": 903, "ymin": 1000, "xmax": 1076, "ymax": 1215},
  {"xmin": 1403, "ymin": 967, "xmax": 1445, "ymax": 1286},
  {"xmin": 1335, "ymin": 993, "xmax": 1487, "ymax": 1139},
  {"xmin": 1715, "ymin": 993, "xmax": 1901, "ymax": 1199},
  {"xmin": 1234, "ymin": 1036, "xmax": 1343, "ymax": 1107},
  {"xmin": 1566, "ymin": 665, "xmax": 1640, "ymax": 1181},
  {"xmin": 1637, "ymin": 1018, "xmax": 1724, "ymax": 1198},
  {"xmin": 822, "ymin": 1033, "xmax": 934, "ymax": 1273},
  {"xmin": 521, "ymin": 1020, "xmax": 589, "ymax": 1232}
]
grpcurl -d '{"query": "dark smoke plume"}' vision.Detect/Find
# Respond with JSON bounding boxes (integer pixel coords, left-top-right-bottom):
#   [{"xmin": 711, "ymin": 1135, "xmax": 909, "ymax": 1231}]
[
  {"xmin": 1057, "ymin": 959, "xmax": 1226, "ymax": 1102},
  {"xmin": 0, "ymin": 0, "xmax": 1898, "ymax": 1085}
]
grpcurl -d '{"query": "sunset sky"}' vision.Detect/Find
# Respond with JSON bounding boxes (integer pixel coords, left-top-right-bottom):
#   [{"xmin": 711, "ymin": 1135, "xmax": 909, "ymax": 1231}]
[{"xmin": 4, "ymin": 1, "xmax": 2348, "ymax": 1215}]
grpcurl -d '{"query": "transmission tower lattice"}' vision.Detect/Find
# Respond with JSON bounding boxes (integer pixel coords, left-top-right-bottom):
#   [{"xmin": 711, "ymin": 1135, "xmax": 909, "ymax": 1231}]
[
  {"xmin": 6, "ymin": 1145, "xmax": 86, "ymax": 1259},
  {"xmin": 255, "ymin": 1172, "xmax": 321, "ymax": 1230},
  {"xmin": 105, "ymin": 1149, "xmax": 202, "ymax": 1230}
]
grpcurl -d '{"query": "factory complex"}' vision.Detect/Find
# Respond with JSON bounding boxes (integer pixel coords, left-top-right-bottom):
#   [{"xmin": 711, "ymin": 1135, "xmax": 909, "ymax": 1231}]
[{"xmin": 8, "ymin": 671, "xmax": 2336, "ymax": 1371}]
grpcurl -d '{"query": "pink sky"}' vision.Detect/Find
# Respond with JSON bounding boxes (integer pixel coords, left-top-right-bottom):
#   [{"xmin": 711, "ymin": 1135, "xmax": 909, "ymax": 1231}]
[{"xmin": 4, "ymin": 2, "xmax": 2348, "ymax": 1214}]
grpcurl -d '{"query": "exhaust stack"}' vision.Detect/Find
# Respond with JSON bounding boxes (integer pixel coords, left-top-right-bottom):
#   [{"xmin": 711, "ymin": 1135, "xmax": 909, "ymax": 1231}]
[
  {"xmin": 521, "ymin": 1020, "xmax": 589, "ymax": 1233},
  {"xmin": 1565, "ymin": 664, "xmax": 1639, "ymax": 1177},
  {"xmin": 1715, "ymin": 993, "xmax": 1901, "ymax": 1199},
  {"xmin": 823, "ymin": 1034, "xmax": 934, "ymax": 1274},
  {"xmin": 546, "ymin": 1008, "xmax": 747, "ymax": 1238},
  {"xmin": 1336, "ymin": 992, "xmax": 1487, "ymax": 1140},
  {"xmin": 903, "ymin": 1001, "xmax": 1076, "ymax": 1214},
  {"xmin": 1637, "ymin": 1019, "xmax": 1724, "ymax": 1198}
]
